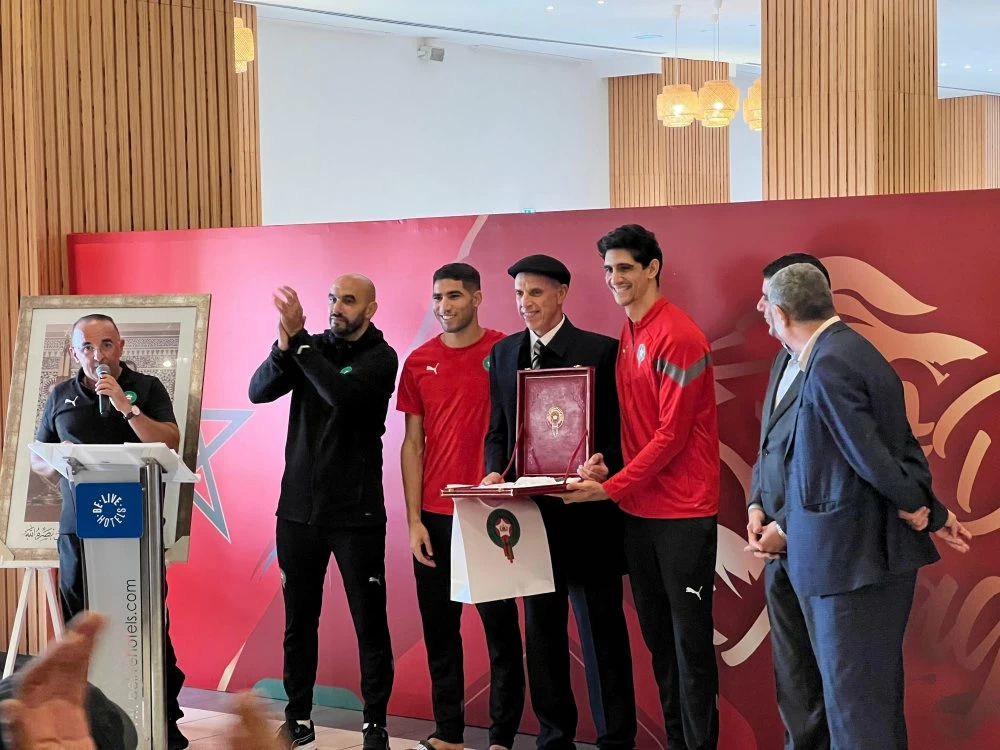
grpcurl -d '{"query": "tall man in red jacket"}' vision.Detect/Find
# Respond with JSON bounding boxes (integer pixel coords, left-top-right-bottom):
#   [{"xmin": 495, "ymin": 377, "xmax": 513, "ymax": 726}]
[{"xmin": 566, "ymin": 225, "xmax": 721, "ymax": 750}]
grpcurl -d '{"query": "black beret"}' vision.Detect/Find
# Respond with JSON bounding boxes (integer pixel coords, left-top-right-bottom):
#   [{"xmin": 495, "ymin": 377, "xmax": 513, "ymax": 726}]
[{"xmin": 506, "ymin": 254, "xmax": 571, "ymax": 286}]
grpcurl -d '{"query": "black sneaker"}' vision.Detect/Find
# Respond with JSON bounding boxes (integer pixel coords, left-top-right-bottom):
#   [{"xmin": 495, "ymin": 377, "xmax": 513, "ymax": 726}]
[
  {"xmin": 363, "ymin": 722, "xmax": 390, "ymax": 750},
  {"xmin": 277, "ymin": 720, "xmax": 317, "ymax": 749},
  {"xmin": 168, "ymin": 722, "xmax": 190, "ymax": 750}
]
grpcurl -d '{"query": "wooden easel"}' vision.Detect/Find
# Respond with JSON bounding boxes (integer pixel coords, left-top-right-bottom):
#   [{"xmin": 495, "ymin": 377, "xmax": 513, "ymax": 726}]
[{"xmin": 1, "ymin": 561, "xmax": 65, "ymax": 678}]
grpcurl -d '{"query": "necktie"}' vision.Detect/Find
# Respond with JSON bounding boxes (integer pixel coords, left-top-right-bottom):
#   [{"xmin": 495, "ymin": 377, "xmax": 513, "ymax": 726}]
[{"xmin": 531, "ymin": 340, "xmax": 543, "ymax": 369}]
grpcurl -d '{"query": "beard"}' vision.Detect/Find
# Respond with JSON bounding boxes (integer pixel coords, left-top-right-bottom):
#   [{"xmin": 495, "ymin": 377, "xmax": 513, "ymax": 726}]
[{"xmin": 330, "ymin": 313, "xmax": 365, "ymax": 338}]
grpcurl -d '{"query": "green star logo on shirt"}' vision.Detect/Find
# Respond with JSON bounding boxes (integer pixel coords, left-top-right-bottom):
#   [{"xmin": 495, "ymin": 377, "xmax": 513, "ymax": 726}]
[
  {"xmin": 482, "ymin": 356, "xmax": 490, "ymax": 371},
  {"xmin": 124, "ymin": 391, "xmax": 138, "ymax": 404},
  {"xmin": 340, "ymin": 366, "xmax": 353, "ymax": 375}
]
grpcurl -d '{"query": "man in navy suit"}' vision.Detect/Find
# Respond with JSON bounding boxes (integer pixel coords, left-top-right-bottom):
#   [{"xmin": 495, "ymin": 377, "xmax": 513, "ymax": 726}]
[
  {"xmin": 761, "ymin": 262, "xmax": 971, "ymax": 749},
  {"xmin": 483, "ymin": 255, "xmax": 636, "ymax": 750},
  {"xmin": 746, "ymin": 253, "xmax": 831, "ymax": 750}
]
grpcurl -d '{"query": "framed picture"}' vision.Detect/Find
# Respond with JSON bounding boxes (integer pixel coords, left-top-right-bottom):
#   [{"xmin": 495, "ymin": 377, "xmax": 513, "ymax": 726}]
[{"xmin": 0, "ymin": 295, "xmax": 210, "ymax": 563}]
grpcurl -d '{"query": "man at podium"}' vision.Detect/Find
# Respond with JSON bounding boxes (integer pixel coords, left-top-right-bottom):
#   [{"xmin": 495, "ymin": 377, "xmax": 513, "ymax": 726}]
[{"xmin": 29, "ymin": 313, "xmax": 190, "ymax": 750}]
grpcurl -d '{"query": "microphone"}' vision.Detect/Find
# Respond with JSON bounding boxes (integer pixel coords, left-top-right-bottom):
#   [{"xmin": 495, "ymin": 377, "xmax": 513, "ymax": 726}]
[{"xmin": 96, "ymin": 363, "xmax": 111, "ymax": 417}]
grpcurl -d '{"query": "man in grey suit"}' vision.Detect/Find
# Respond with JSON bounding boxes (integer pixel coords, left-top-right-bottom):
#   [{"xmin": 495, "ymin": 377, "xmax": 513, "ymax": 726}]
[
  {"xmin": 745, "ymin": 254, "xmax": 831, "ymax": 750},
  {"xmin": 762, "ymin": 263, "xmax": 971, "ymax": 749}
]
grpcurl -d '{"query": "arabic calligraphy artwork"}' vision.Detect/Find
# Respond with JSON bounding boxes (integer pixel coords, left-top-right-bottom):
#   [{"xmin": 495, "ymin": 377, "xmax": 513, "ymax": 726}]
[{"xmin": 0, "ymin": 295, "xmax": 209, "ymax": 563}]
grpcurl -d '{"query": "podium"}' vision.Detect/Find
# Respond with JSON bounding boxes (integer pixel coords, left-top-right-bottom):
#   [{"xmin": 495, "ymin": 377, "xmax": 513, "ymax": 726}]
[{"xmin": 29, "ymin": 442, "xmax": 198, "ymax": 750}]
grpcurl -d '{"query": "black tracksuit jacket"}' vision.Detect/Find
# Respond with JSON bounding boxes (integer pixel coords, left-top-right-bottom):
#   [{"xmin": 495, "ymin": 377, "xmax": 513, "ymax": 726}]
[{"xmin": 249, "ymin": 324, "xmax": 398, "ymax": 528}]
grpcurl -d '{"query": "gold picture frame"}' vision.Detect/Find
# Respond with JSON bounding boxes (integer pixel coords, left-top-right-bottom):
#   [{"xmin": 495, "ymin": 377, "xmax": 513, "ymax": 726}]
[{"xmin": 0, "ymin": 294, "xmax": 210, "ymax": 563}]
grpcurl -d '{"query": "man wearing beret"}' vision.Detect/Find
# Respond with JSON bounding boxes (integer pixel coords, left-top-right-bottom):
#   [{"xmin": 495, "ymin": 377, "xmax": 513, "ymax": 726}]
[{"xmin": 482, "ymin": 255, "xmax": 636, "ymax": 750}]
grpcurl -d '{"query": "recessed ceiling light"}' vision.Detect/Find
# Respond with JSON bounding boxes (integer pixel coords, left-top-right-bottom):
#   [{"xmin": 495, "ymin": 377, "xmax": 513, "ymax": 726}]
[
  {"xmin": 989, "ymin": 68, "xmax": 994, "ymax": 72},
  {"xmin": 598, "ymin": 0, "xmax": 605, "ymax": 4},
  {"xmin": 941, "ymin": 62, "xmax": 947, "ymax": 67},
  {"xmin": 546, "ymin": 5, "xmax": 554, "ymax": 9},
  {"xmin": 965, "ymin": 64, "xmax": 972, "ymax": 69},
  {"xmin": 634, "ymin": 34, "xmax": 663, "ymax": 39}
]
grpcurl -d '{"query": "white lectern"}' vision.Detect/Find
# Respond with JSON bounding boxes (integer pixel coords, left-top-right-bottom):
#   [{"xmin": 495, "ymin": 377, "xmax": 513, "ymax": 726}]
[{"xmin": 29, "ymin": 442, "xmax": 198, "ymax": 750}]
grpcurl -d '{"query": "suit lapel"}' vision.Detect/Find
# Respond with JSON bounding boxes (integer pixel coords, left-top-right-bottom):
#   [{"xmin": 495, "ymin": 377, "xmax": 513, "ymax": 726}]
[
  {"xmin": 764, "ymin": 365, "xmax": 802, "ymax": 439},
  {"xmin": 781, "ymin": 320, "xmax": 848, "ymax": 461},
  {"xmin": 542, "ymin": 318, "xmax": 575, "ymax": 368},
  {"xmin": 759, "ymin": 350, "xmax": 787, "ymax": 447},
  {"xmin": 515, "ymin": 330, "xmax": 531, "ymax": 371}
]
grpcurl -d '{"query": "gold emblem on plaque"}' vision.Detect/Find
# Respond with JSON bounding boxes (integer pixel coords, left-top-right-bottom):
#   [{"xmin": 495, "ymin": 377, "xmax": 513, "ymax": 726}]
[{"xmin": 546, "ymin": 406, "xmax": 565, "ymax": 437}]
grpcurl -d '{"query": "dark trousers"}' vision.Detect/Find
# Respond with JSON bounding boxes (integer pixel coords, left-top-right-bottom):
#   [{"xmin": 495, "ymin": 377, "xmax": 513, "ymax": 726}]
[
  {"xmin": 524, "ymin": 498, "xmax": 636, "ymax": 750},
  {"xmin": 624, "ymin": 515, "xmax": 719, "ymax": 750},
  {"xmin": 414, "ymin": 511, "xmax": 525, "ymax": 748},
  {"xmin": 58, "ymin": 532, "xmax": 186, "ymax": 726},
  {"xmin": 764, "ymin": 559, "xmax": 829, "ymax": 750},
  {"xmin": 800, "ymin": 572, "xmax": 917, "ymax": 750},
  {"xmin": 525, "ymin": 576, "xmax": 636, "ymax": 750},
  {"xmin": 276, "ymin": 518, "xmax": 394, "ymax": 725}
]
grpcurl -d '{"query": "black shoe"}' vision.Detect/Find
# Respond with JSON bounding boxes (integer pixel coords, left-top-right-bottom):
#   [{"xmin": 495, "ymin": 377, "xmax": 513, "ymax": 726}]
[
  {"xmin": 168, "ymin": 722, "xmax": 190, "ymax": 750},
  {"xmin": 363, "ymin": 723, "xmax": 390, "ymax": 750},
  {"xmin": 277, "ymin": 720, "xmax": 317, "ymax": 749}
]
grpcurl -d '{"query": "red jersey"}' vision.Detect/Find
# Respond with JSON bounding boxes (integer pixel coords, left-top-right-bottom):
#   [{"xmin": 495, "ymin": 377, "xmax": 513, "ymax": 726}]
[
  {"xmin": 396, "ymin": 329, "xmax": 505, "ymax": 515},
  {"xmin": 603, "ymin": 297, "xmax": 720, "ymax": 518}
]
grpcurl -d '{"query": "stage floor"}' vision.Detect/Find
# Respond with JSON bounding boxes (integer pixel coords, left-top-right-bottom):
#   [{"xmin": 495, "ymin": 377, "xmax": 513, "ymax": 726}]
[{"xmin": 179, "ymin": 688, "xmax": 596, "ymax": 750}]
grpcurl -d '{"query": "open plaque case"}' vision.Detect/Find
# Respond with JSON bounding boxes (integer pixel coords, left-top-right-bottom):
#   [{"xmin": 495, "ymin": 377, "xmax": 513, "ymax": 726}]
[{"xmin": 442, "ymin": 366, "xmax": 594, "ymax": 497}]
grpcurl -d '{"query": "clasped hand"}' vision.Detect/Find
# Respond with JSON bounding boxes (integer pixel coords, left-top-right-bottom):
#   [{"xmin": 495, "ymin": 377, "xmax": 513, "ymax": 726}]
[
  {"xmin": 273, "ymin": 286, "xmax": 306, "ymax": 351},
  {"xmin": 561, "ymin": 453, "xmax": 609, "ymax": 503},
  {"xmin": 745, "ymin": 508, "xmax": 785, "ymax": 560}
]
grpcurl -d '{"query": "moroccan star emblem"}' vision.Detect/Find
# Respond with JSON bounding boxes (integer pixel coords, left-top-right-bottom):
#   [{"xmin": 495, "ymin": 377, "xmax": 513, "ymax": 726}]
[{"xmin": 194, "ymin": 409, "xmax": 254, "ymax": 542}]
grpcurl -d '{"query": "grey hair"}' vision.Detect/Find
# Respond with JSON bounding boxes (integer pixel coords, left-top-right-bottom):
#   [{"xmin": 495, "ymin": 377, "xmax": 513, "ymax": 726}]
[{"xmin": 767, "ymin": 263, "xmax": 835, "ymax": 323}]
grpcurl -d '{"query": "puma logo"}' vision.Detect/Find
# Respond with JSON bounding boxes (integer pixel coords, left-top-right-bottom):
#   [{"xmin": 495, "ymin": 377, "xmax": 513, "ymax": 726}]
[
  {"xmin": 685, "ymin": 586, "xmax": 703, "ymax": 601},
  {"xmin": 368, "ymin": 576, "xmax": 382, "ymax": 586},
  {"xmin": 426, "ymin": 363, "xmax": 440, "ymax": 375},
  {"xmin": 64, "ymin": 397, "xmax": 79, "ymax": 406}
]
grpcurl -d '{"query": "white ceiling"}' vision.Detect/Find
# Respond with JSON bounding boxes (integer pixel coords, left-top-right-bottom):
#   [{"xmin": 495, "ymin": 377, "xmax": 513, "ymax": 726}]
[{"xmin": 253, "ymin": 0, "xmax": 1000, "ymax": 94}]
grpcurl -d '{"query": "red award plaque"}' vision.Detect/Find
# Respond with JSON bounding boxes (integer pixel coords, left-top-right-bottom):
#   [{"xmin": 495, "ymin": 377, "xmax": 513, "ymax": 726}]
[{"xmin": 441, "ymin": 366, "xmax": 594, "ymax": 498}]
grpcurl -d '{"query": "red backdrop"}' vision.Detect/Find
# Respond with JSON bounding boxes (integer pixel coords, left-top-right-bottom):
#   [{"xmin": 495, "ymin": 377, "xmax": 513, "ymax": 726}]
[{"xmin": 68, "ymin": 190, "xmax": 1000, "ymax": 749}]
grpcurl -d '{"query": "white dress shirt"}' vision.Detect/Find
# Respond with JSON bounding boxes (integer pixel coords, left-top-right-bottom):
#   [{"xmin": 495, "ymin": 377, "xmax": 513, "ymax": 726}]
[{"xmin": 529, "ymin": 315, "xmax": 566, "ymax": 368}]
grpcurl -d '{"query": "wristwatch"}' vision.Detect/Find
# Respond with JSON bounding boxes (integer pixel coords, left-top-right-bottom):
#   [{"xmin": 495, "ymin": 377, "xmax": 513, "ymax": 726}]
[{"xmin": 123, "ymin": 405, "xmax": 141, "ymax": 421}]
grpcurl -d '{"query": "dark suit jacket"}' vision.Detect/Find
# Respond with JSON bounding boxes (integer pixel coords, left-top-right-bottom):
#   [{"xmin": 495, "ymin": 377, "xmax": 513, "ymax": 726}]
[
  {"xmin": 748, "ymin": 349, "xmax": 802, "ymax": 530},
  {"xmin": 785, "ymin": 322, "xmax": 948, "ymax": 598},
  {"xmin": 485, "ymin": 318, "xmax": 626, "ymax": 581}
]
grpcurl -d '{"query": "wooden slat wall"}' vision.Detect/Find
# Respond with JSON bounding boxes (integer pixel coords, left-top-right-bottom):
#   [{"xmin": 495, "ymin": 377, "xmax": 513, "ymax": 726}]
[
  {"xmin": 0, "ymin": 0, "xmax": 53, "ymax": 660},
  {"xmin": 609, "ymin": 57, "xmax": 730, "ymax": 207},
  {"xmin": 0, "ymin": 0, "xmax": 261, "ymax": 657},
  {"xmin": 762, "ymin": 0, "xmax": 937, "ymax": 200},
  {"xmin": 987, "ymin": 97, "xmax": 1000, "ymax": 189},
  {"xmin": 936, "ymin": 97, "xmax": 985, "ymax": 192},
  {"xmin": 0, "ymin": 571, "xmax": 48, "ymax": 657},
  {"xmin": 936, "ymin": 95, "xmax": 1000, "ymax": 192},
  {"xmin": 234, "ymin": 3, "xmax": 261, "ymax": 226}
]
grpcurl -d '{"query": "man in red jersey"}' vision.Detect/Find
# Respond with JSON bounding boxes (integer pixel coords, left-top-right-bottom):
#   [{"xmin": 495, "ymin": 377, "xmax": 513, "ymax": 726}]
[
  {"xmin": 397, "ymin": 263, "xmax": 525, "ymax": 750},
  {"xmin": 566, "ymin": 225, "xmax": 721, "ymax": 750}
]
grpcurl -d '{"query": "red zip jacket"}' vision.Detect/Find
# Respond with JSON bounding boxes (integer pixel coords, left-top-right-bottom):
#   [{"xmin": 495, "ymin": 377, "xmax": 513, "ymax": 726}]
[{"xmin": 603, "ymin": 297, "xmax": 720, "ymax": 518}]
